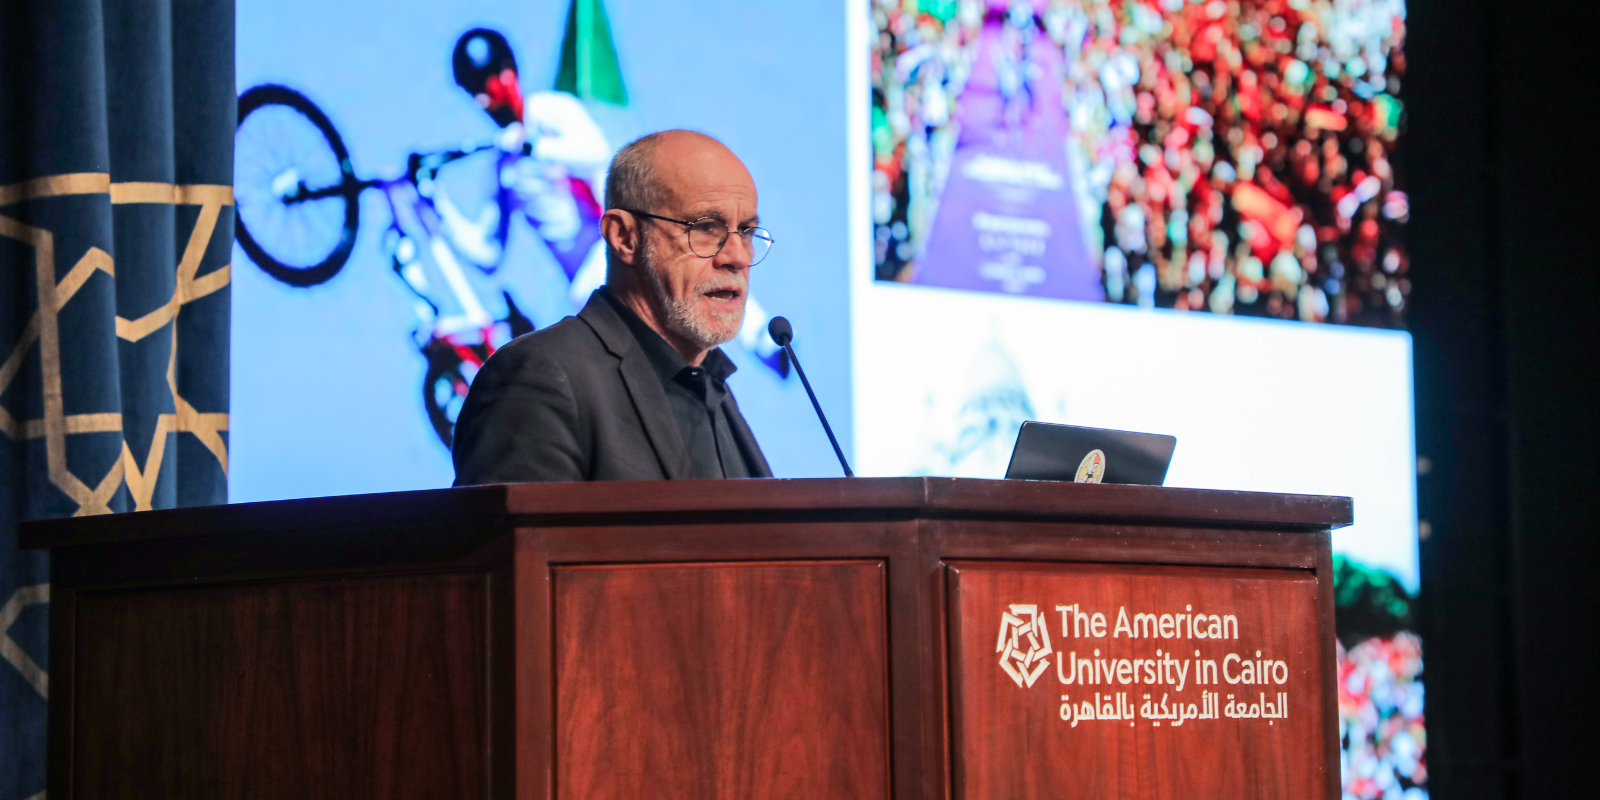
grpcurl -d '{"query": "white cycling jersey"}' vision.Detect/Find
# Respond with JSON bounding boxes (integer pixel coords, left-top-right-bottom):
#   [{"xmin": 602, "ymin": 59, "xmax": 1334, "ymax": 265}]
[{"xmin": 522, "ymin": 90, "xmax": 610, "ymax": 177}]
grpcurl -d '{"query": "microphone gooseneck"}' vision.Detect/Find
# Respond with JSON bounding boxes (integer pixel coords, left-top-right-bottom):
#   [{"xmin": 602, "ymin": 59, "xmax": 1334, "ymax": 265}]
[{"xmin": 768, "ymin": 316, "xmax": 853, "ymax": 478}]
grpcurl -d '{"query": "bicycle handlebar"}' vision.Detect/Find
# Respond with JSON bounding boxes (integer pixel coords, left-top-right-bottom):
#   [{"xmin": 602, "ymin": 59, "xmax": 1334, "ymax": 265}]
[
  {"xmin": 281, "ymin": 140, "xmax": 537, "ymax": 205},
  {"xmin": 407, "ymin": 141, "xmax": 531, "ymax": 183}
]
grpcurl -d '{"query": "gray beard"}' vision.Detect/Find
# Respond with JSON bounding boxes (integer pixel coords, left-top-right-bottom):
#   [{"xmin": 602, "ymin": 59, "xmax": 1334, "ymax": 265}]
[{"xmin": 638, "ymin": 238, "xmax": 743, "ymax": 351}]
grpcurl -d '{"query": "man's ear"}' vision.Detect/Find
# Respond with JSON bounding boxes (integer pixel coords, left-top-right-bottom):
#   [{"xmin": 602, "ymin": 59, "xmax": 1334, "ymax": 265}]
[{"xmin": 600, "ymin": 209, "xmax": 638, "ymax": 266}]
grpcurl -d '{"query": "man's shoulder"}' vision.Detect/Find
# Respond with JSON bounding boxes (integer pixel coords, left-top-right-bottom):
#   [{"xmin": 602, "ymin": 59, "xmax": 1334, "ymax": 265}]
[{"xmin": 477, "ymin": 313, "xmax": 611, "ymax": 381}]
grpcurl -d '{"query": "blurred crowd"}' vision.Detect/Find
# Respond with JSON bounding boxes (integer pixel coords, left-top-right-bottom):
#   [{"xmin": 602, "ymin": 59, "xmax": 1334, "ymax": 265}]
[
  {"xmin": 872, "ymin": 0, "xmax": 1409, "ymax": 325},
  {"xmin": 1339, "ymin": 632, "xmax": 1428, "ymax": 799}
]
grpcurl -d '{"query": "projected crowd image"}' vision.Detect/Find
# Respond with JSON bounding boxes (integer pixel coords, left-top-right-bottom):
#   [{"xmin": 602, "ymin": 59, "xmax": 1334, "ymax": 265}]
[
  {"xmin": 1335, "ymin": 556, "xmax": 1427, "ymax": 800},
  {"xmin": 872, "ymin": 0, "xmax": 1408, "ymax": 326}
]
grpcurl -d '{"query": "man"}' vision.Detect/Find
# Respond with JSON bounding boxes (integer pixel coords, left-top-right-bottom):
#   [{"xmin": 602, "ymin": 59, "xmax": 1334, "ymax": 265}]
[{"xmin": 452, "ymin": 130, "xmax": 777, "ymax": 483}]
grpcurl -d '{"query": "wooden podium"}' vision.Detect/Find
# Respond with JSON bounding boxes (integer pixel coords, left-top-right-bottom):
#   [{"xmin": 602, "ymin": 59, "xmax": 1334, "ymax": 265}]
[{"xmin": 22, "ymin": 477, "xmax": 1349, "ymax": 799}]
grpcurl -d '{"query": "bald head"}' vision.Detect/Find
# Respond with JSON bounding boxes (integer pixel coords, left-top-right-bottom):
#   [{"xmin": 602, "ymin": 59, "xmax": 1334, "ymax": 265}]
[
  {"xmin": 599, "ymin": 130, "xmax": 761, "ymax": 365},
  {"xmin": 604, "ymin": 130, "xmax": 751, "ymax": 218}
]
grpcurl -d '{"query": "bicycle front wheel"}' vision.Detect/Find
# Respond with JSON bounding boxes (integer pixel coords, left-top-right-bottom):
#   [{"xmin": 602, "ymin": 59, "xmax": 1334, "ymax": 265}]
[{"xmin": 234, "ymin": 84, "xmax": 361, "ymax": 287}]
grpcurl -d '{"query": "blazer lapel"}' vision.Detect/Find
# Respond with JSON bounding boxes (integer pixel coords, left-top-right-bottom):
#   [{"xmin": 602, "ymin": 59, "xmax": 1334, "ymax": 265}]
[
  {"xmin": 577, "ymin": 291, "xmax": 690, "ymax": 479},
  {"xmin": 617, "ymin": 351, "xmax": 691, "ymax": 479},
  {"xmin": 723, "ymin": 391, "xmax": 774, "ymax": 478}
]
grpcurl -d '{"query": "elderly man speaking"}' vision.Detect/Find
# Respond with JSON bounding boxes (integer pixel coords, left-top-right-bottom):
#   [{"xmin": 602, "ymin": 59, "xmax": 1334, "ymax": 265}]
[{"xmin": 452, "ymin": 130, "xmax": 777, "ymax": 484}]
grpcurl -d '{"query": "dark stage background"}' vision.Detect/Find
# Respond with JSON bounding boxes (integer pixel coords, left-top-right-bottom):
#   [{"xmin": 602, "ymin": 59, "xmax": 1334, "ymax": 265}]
[{"xmin": 1406, "ymin": 0, "xmax": 1600, "ymax": 794}]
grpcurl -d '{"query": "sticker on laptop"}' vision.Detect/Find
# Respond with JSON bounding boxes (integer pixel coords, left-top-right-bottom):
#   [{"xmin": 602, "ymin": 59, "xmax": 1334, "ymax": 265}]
[{"xmin": 1075, "ymin": 449, "xmax": 1106, "ymax": 484}]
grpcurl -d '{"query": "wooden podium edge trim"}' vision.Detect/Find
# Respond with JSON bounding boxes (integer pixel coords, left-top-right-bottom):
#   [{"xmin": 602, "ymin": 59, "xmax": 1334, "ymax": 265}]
[{"xmin": 20, "ymin": 477, "xmax": 1353, "ymax": 550}]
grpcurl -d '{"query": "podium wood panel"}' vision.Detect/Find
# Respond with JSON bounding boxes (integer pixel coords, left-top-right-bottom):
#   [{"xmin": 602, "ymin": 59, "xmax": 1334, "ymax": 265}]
[
  {"xmin": 21, "ymin": 477, "xmax": 1351, "ymax": 800},
  {"xmin": 949, "ymin": 562, "xmax": 1324, "ymax": 798},
  {"xmin": 71, "ymin": 573, "xmax": 489, "ymax": 799},
  {"xmin": 553, "ymin": 561, "xmax": 889, "ymax": 799}
]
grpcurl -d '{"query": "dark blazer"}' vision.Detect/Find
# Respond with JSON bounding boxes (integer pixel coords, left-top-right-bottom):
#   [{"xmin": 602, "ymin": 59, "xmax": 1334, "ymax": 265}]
[{"xmin": 452, "ymin": 291, "xmax": 773, "ymax": 484}]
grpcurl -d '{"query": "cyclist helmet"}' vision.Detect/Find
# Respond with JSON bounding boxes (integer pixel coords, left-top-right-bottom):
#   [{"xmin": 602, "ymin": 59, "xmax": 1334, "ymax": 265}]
[{"xmin": 453, "ymin": 28, "xmax": 523, "ymax": 127}]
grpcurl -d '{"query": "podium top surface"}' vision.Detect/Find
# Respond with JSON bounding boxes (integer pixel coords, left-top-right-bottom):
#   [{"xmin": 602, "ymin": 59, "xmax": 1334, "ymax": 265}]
[{"xmin": 20, "ymin": 477, "xmax": 1351, "ymax": 550}]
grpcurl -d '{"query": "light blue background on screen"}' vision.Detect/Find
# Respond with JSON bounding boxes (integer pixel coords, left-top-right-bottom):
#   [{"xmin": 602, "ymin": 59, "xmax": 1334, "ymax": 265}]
[{"xmin": 233, "ymin": 0, "xmax": 854, "ymax": 501}]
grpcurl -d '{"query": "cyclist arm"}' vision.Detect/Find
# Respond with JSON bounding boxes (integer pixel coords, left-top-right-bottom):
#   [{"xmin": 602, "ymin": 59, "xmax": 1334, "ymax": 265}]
[
  {"xmin": 452, "ymin": 344, "xmax": 586, "ymax": 484},
  {"xmin": 522, "ymin": 91, "xmax": 610, "ymax": 173}
]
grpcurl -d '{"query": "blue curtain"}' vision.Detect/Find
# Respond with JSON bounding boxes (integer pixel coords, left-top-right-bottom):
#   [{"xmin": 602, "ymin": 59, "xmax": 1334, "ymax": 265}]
[{"xmin": 0, "ymin": 1, "xmax": 232, "ymax": 795}]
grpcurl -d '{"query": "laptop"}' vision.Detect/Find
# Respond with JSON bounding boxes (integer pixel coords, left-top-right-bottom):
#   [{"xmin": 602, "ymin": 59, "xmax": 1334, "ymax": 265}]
[{"xmin": 1004, "ymin": 421, "xmax": 1177, "ymax": 486}]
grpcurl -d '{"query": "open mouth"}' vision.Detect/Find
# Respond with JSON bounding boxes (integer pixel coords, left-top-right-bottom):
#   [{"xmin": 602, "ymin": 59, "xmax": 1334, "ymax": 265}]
[{"xmin": 703, "ymin": 287, "xmax": 743, "ymax": 303}]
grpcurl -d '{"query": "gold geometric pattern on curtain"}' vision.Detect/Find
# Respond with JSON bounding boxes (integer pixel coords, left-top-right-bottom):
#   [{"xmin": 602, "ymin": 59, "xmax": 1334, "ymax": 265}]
[{"xmin": 0, "ymin": 173, "xmax": 231, "ymax": 515}]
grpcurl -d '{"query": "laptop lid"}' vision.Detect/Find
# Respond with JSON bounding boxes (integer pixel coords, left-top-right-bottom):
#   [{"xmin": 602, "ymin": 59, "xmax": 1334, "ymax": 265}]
[{"xmin": 1004, "ymin": 421, "xmax": 1177, "ymax": 486}]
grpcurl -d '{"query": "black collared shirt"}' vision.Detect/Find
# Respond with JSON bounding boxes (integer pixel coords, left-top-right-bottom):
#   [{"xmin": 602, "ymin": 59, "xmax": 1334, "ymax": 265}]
[{"xmin": 600, "ymin": 289, "xmax": 752, "ymax": 479}]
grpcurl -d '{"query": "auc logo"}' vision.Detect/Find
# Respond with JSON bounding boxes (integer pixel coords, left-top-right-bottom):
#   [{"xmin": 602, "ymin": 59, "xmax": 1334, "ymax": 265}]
[{"xmin": 996, "ymin": 604, "xmax": 1054, "ymax": 688}]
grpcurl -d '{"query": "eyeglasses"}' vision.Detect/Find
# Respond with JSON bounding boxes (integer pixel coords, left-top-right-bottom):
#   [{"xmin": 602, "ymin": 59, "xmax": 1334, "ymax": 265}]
[{"xmin": 622, "ymin": 208, "xmax": 774, "ymax": 266}]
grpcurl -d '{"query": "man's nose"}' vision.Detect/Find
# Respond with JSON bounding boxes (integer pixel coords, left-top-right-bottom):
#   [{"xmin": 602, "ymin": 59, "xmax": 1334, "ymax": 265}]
[{"xmin": 715, "ymin": 234, "xmax": 753, "ymax": 270}]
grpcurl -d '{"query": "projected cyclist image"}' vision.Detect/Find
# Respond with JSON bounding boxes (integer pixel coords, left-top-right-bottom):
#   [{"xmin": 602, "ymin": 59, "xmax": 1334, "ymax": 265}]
[{"xmin": 234, "ymin": 26, "xmax": 789, "ymax": 449}]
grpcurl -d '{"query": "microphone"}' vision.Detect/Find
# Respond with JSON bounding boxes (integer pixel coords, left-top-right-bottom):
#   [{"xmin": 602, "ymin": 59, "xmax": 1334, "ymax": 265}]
[{"xmin": 768, "ymin": 316, "xmax": 854, "ymax": 478}]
